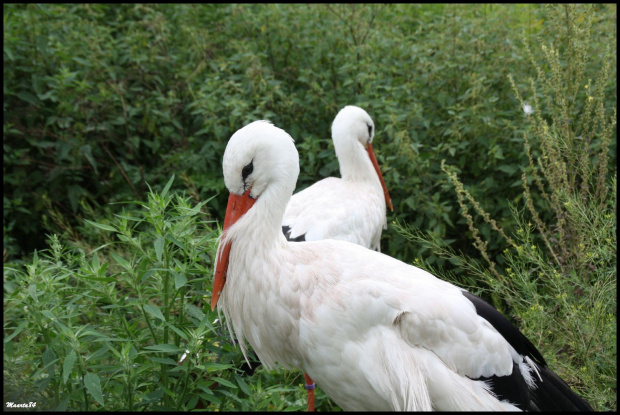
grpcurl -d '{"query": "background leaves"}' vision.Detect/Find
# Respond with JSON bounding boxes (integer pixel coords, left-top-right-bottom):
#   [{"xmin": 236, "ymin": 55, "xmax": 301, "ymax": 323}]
[
  {"xmin": 4, "ymin": 4, "xmax": 616, "ymax": 269},
  {"xmin": 3, "ymin": 3, "xmax": 616, "ymax": 411}
]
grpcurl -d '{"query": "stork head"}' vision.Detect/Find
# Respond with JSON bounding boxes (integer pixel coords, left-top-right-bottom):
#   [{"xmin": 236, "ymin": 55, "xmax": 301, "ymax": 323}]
[
  {"xmin": 212, "ymin": 120, "xmax": 299, "ymax": 310},
  {"xmin": 222, "ymin": 120, "xmax": 299, "ymax": 201},
  {"xmin": 332, "ymin": 105, "xmax": 376, "ymax": 148},
  {"xmin": 331, "ymin": 105, "xmax": 393, "ymax": 212}
]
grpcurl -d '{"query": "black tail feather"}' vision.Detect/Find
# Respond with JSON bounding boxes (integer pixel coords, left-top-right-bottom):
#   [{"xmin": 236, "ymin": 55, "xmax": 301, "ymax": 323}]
[{"xmin": 531, "ymin": 365, "xmax": 593, "ymax": 411}]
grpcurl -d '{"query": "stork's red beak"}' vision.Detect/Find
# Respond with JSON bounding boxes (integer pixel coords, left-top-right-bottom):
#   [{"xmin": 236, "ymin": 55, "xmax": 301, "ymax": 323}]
[
  {"xmin": 211, "ymin": 188, "xmax": 256, "ymax": 310},
  {"xmin": 366, "ymin": 143, "xmax": 393, "ymax": 212}
]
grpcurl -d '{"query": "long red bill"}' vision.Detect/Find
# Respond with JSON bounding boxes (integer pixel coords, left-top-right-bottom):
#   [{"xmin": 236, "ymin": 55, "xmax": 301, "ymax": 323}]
[
  {"xmin": 211, "ymin": 188, "xmax": 256, "ymax": 310},
  {"xmin": 366, "ymin": 143, "xmax": 393, "ymax": 212}
]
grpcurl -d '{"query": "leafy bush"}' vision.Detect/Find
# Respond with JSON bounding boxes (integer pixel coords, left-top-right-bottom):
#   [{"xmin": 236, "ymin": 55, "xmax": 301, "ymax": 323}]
[
  {"xmin": 394, "ymin": 4, "xmax": 616, "ymax": 410},
  {"xmin": 4, "ymin": 4, "xmax": 615, "ymax": 266},
  {"xmin": 4, "ymin": 179, "xmax": 286, "ymax": 410},
  {"xmin": 3, "ymin": 3, "xmax": 616, "ymax": 411}
]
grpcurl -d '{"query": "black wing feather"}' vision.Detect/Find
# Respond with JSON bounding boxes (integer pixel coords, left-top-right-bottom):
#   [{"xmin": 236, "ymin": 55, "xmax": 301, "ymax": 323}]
[
  {"xmin": 533, "ymin": 365, "xmax": 594, "ymax": 411},
  {"xmin": 462, "ymin": 291, "xmax": 546, "ymax": 366},
  {"xmin": 462, "ymin": 291, "xmax": 592, "ymax": 411},
  {"xmin": 477, "ymin": 361, "xmax": 533, "ymax": 410},
  {"xmin": 282, "ymin": 225, "xmax": 306, "ymax": 242}
]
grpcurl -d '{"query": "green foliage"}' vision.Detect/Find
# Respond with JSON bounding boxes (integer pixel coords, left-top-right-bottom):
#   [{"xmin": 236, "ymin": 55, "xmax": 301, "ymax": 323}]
[
  {"xmin": 394, "ymin": 4, "xmax": 616, "ymax": 410},
  {"xmin": 507, "ymin": 4, "xmax": 616, "ymax": 277},
  {"xmin": 3, "ymin": 3, "xmax": 616, "ymax": 411},
  {"xmin": 4, "ymin": 4, "xmax": 616, "ymax": 265},
  {"xmin": 394, "ymin": 181, "xmax": 616, "ymax": 410},
  {"xmin": 499, "ymin": 190, "xmax": 616, "ymax": 411},
  {"xmin": 3, "ymin": 181, "xmax": 315, "ymax": 410}
]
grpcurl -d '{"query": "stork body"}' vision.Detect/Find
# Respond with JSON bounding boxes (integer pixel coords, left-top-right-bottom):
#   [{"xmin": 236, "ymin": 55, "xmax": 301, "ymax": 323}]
[
  {"xmin": 212, "ymin": 121, "xmax": 592, "ymax": 411},
  {"xmin": 282, "ymin": 106, "xmax": 392, "ymax": 251}
]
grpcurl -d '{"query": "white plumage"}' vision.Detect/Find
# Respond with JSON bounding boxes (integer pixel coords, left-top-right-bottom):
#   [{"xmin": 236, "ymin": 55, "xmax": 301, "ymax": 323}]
[
  {"xmin": 282, "ymin": 106, "xmax": 392, "ymax": 251},
  {"xmin": 211, "ymin": 120, "xmax": 592, "ymax": 411}
]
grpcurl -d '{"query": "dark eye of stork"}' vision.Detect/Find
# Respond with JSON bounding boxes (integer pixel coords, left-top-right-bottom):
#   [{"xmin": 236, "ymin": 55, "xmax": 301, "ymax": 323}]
[
  {"xmin": 367, "ymin": 124, "xmax": 373, "ymax": 140},
  {"xmin": 242, "ymin": 160, "xmax": 254, "ymax": 180}
]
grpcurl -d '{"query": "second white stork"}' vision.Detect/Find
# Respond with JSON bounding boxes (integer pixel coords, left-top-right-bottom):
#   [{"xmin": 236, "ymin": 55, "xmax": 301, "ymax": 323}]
[
  {"xmin": 211, "ymin": 120, "xmax": 592, "ymax": 411},
  {"xmin": 282, "ymin": 105, "xmax": 392, "ymax": 408},
  {"xmin": 282, "ymin": 105, "xmax": 393, "ymax": 251}
]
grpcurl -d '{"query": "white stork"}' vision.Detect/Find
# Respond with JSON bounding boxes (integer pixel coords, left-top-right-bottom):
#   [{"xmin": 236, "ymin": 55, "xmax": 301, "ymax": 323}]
[
  {"xmin": 282, "ymin": 105, "xmax": 393, "ymax": 251},
  {"xmin": 211, "ymin": 120, "xmax": 592, "ymax": 411},
  {"xmin": 282, "ymin": 105, "xmax": 392, "ymax": 409}
]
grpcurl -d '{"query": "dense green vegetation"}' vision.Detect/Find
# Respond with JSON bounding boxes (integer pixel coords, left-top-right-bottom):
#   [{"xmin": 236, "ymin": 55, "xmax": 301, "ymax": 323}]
[{"xmin": 3, "ymin": 4, "xmax": 616, "ymax": 411}]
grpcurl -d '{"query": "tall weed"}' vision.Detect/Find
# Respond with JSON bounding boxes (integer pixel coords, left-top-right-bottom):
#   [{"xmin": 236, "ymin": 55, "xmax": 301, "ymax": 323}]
[
  {"xmin": 395, "ymin": 4, "xmax": 616, "ymax": 410},
  {"xmin": 4, "ymin": 178, "xmax": 311, "ymax": 410}
]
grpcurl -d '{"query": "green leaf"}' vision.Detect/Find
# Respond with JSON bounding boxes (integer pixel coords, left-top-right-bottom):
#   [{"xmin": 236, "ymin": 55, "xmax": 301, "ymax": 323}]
[
  {"xmin": 28, "ymin": 284, "xmax": 37, "ymax": 301},
  {"xmin": 38, "ymin": 90, "xmax": 56, "ymax": 102},
  {"xmin": 84, "ymin": 372, "xmax": 104, "ymax": 406},
  {"xmin": 72, "ymin": 56, "xmax": 92, "ymax": 66},
  {"xmin": 493, "ymin": 147, "xmax": 505, "ymax": 159},
  {"xmin": 111, "ymin": 115, "xmax": 126, "ymax": 125},
  {"xmin": 42, "ymin": 347, "xmax": 57, "ymax": 368},
  {"xmin": 143, "ymin": 344, "xmax": 183, "ymax": 353},
  {"xmin": 219, "ymin": 389, "xmax": 243, "ymax": 404},
  {"xmin": 183, "ymin": 196, "xmax": 215, "ymax": 216},
  {"xmin": 200, "ymin": 362, "xmax": 234, "ymax": 372},
  {"xmin": 140, "ymin": 269, "xmax": 157, "ymax": 283},
  {"xmin": 150, "ymin": 357, "xmax": 178, "ymax": 365},
  {"xmin": 186, "ymin": 395, "xmax": 200, "ymax": 410},
  {"xmin": 199, "ymin": 392, "xmax": 222, "ymax": 405},
  {"xmin": 32, "ymin": 140, "xmax": 56, "ymax": 149},
  {"xmin": 84, "ymin": 219, "xmax": 117, "ymax": 232},
  {"xmin": 55, "ymin": 397, "xmax": 70, "ymax": 411},
  {"xmin": 81, "ymin": 144, "xmax": 99, "ymax": 174},
  {"xmin": 197, "ymin": 314, "xmax": 213, "ymax": 333},
  {"xmin": 17, "ymin": 91, "xmax": 39, "ymax": 107},
  {"xmin": 91, "ymin": 253, "xmax": 100, "ymax": 270},
  {"xmin": 497, "ymin": 164, "xmax": 518, "ymax": 175},
  {"xmin": 80, "ymin": 275, "xmax": 116, "ymax": 283},
  {"xmin": 35, "ymin": 34, "xmax": 49, "ymax": 59},
  {"xmin": 185, "ymin": 304, "xmax": 205, "ymax": 321},
  {"xmin": 4, "ymin": 321, "xmax": 28, "ymax": 343},
  {"xmin": 67, "ymin": 184, "xmax": 85, "ymax": 212},
  {"xmin": 110, "ymin": 252, "xmax": 132, "ymax": 271},
  {"xmin": 143, "ymin": 304, "xmax": 166, "ymax": 321},
  {"xmin": 167, "ymin": 235, "xmax": 186, "ymax": 251},
  {"xmin": 4, "ymin": 45, "xmax": 14, "ymax": 61},
  {"xmin": 63, "ymin": 350, "xmax": 77, "ymax": 384},
  {"xmin": 154, "ymin": 236, "xmax": 165, "ymax": 262},
  {"xmin": 105, "ymin": 342, "xmax": 122, "ymax": 359},
  {"xmin": 235, "ymin": 373, "xmax": 252, "ymax": 396},
  {"xmin": 80, "ymin": 329, "xmax": 108, "ymax": 338},
  {"xmin": 194, "ymin": 126, "xmax": 210, "ymax": 136},
  {"xmin": 212, "ymin": 377, "xmax": 238, "ymax": 389},
  {"xmin": 41, "ymin": 310, "xmax": 57, "ymax": 320},
  {"xmin": 161, "ymin": 175, "xmax": 175, "ymax": 198},
  {"xmin": 264, "ymin": 386, "xmax": 299, "ymax": 393},
  {"xmin": 143, "ymin": 388, "xmax": 164, "ymax": 404},
  {"xmin": 174, "ymin": 272, "xmax": 187, "ymax": 290},
  {"xmin": 165, "ymin": 321, "xmax": 188, "ymax": 340}
]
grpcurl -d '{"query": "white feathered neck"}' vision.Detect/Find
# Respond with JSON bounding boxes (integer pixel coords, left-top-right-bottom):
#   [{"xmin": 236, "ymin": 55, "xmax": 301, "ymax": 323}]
[{"xmin": 331, "ymin": 106, "xmax": 380, "ymax": 185}]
